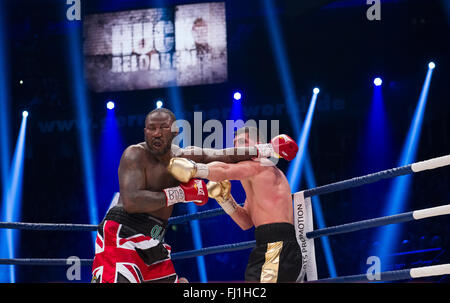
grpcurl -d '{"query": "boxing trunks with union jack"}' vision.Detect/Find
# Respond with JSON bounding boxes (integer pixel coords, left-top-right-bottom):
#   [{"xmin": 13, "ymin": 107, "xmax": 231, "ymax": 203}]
[{"xmin": 92, "ymin": 206, "xmax": 179, "ymax": 283}]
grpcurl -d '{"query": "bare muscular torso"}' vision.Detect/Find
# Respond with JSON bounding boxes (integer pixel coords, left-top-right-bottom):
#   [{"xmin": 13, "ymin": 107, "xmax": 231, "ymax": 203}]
[
  {"xmin": 118, "ymin": 143, "xmax": 180, "ymax": 221},
  {"xmin": 241, "ymin": 162, "xmax": 293, "ymax": 227}
]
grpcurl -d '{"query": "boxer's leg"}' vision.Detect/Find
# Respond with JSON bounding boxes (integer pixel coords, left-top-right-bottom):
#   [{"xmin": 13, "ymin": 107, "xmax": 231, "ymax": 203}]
[{"xmin": 277, "ymin": 240, "xmax": 302, "ymax": 282}]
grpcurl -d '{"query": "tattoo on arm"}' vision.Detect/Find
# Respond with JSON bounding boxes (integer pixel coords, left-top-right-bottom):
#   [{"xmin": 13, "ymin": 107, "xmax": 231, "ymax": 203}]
[{"xmin": 230, "ymin": 199, "xmax": 253, "ymax": 230}]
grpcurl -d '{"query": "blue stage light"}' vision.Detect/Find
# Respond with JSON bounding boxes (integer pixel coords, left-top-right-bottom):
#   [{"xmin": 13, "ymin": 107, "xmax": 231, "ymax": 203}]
[
  {"xmin": 262, "ymin": 0, "xmax": 337, "ymax": 278},
  {"xmin": 156, "ymin": 100, "xmax": 163, "ymax": 108},
  {"xmin": 0, "ymin": 0, "xmax": 12, "ymax": 282},
  {"xmin": 22, "ymin": 111, "xmax": 28, "ymax": 118},
  {"xmin": 96, "ymin": 108, "xmax": 124, "ymax": 220},
  {"xmin": 374, "ymin": 77, "xmax": 382, "ymax": 86},
  {"xmin": 1, "ymin": 114, "xmax": 29, "ymax": 282},
  {"xmin": 313, "ymin": 87, "xmax": 320, "ymax": 94},
  {"xmin": 67, "ymin": 20, "xmax": 99, "ymax": 245},
  {"xmin": 374, "ymin": 63, "xmax": 435, "ymax": 271},
  {"xmin": 106, "ymin": 101, "xmax": 115, "ymax": 110},
  {"xmin": 354, "ymin": 82, "xmax": 392, "ymax": 275},
  {"xmin": 287, "ymin": 91, "xmax": 319, "ymax": 192},
  {"xmin": 285, "ymin": 90, "xmax": 337, "ymax": 278},
  {"xmin": 233, "ymin": 92, "xmax": 242, "ymax": 101},
  {"xmin": 428, "ymin": 62, "xmax": 435, "ymax": 69}
]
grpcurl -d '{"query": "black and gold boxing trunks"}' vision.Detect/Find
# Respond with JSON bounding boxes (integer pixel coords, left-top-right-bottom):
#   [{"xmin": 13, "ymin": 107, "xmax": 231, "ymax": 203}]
[{"xmin": 245, "ymin": 222, "xmax": 302, "ymax": 282}]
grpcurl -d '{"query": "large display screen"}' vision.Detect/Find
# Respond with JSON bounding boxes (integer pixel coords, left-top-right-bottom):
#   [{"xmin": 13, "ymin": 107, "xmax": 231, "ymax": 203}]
[{"xmin": 83, "ymin": 2, "xmax": 227, "ymax": 92}]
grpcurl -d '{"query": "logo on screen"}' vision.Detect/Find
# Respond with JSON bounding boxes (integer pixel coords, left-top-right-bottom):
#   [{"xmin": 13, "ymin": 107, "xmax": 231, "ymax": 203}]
[{"xmin": 84, "ymin": 2, "xmax": 227, "ymax": 92}]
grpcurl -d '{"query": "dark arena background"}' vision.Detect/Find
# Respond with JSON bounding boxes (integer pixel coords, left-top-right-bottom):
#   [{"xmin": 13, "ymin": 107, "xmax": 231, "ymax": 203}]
[{"xmin": 0, "ymin": 0, "xmax": 449, "ymax": 284}]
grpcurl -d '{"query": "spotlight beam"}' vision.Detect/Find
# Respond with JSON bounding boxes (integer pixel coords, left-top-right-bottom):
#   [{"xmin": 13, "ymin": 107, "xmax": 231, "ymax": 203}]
[
  {"xmin": 2, "ymin": 115, "xmax": 28, "ymax": 282},
  {"xmin": 96, "ymin": 109, "xmax": 124, "ymax": 219},
  {"xmin": 261, "ymin": 0, "xmax": 337, "ymax": 278},
  {"xmin": 374, "ymin": 64, "xmax": 435, "ymax": 271},
  {"xmin": 287, "ymin": 90, "xmax": 319, "ymax": 192},
  {"xmin": 285, "ymin": 90, "xmax": 338, "ymax": 278},
  {"xmin": 67, "ymin": 22, "xmax": 99, "ymax": 244}
]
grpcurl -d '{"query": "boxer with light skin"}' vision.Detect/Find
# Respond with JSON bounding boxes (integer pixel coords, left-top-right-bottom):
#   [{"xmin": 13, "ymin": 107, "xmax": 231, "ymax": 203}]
[{"xmin": 168, "ymin": 127, "xmax": 303, "ymax": 282}]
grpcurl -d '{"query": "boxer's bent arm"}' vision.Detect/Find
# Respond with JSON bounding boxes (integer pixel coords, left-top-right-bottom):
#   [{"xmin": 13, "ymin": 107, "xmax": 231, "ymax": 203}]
[
  {"xmin": 206, "ymin": 161, "xmax": 264, "ymax": 181},
  {"xmin": 229, "ymin": 200, "xmax": 253, "ymax": 230},
  {"xmin": 119, "ymin": 147, "xmax": 167, "ymax": 214},
  {"xmin": 120, "ymin": 189, "xmax": 167, "ymax": 214},
  {"xmin": 176, "ymin": 146, "xmax": 256, "ymax": 164}
]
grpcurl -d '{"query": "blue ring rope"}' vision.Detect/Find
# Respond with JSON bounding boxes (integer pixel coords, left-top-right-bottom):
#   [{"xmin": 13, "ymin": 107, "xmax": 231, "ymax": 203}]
[
  {"xmin": 0, "ymin": 222, "xmax": 97, "ymax": 231},
  {"xmin": 0, "ymin": 257, "xmax": 441, "ymax": 284},
  {"xmin": 0, "ymin": 258, "xmax": 94, "ymax": 266},
  {"xmin": 306, "ymin": 212, "xmax": 414, "ymax": 239},
  {"xmin": 0, "ymin": 259, "xmax": 416, "ymax": 282},
  {"xmin": 0, "ymin": 257, "xmax": 445, "ymax": 284},
  {"xmin": 0, "ymin": 205, "xmax": 241, "ymax": 231},
  {"xmin": 0, "ymin": 241, "xmax": 256, "ymax": 266},
  {"xmin": 313, "ymin": 268, "xmax": 412, "ymax": 283},
  {"xmin": 303, "ymin": 164, "xmax": 412, "ymax": 198},
  {"xmin": 171, "ymin": 240, "xmax": 255, "ymax": 260}
]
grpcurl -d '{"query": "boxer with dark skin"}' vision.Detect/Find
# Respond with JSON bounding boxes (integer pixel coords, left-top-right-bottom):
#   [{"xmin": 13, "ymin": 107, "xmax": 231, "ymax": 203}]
[{"xmin": 118, "ymin": 108, "xmax": 255, "ymax": 220}]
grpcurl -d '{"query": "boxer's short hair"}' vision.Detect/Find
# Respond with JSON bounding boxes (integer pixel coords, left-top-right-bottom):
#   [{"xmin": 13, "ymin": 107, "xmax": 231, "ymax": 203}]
[{"xmin": 146, "ymin": 108, "xmax": 176, "ymax": 124}]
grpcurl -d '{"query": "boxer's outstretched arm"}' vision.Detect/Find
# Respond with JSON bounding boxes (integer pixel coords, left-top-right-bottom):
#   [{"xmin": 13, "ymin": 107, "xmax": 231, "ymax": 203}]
[
  {"xmin": 176, "ymin": 146, "xmax": 257, "ymax": 164},
  {"xmin": 206, "ymin": 160, "xmax": 265, "ymax": 181},
  {"xmin": 119, "ymin": 146, "xmax": 166, "ymax": 214}
]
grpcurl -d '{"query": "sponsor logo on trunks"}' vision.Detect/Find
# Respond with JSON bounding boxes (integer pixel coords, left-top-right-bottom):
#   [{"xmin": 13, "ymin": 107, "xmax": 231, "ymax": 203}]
[
  {"xmin": 92, "ymin": 221, "xmax": 176, "ymax": 282},
  {"xmin": 150, "ymin": 225, "xmax": 164, "ymax": 240}
]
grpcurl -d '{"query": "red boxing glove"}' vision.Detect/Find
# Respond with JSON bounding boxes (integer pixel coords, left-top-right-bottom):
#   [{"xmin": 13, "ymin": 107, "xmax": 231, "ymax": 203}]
[
  {"xmin": 163, "ymin": 179, "xmax": 209, "ymax": 207},
  {"xmin": 255, "ymin": 134, "xmax": 298, "ymax": 161},
  {"xmin": 271, "ymin": 134, "xmax": 299, "ymax": 161}
]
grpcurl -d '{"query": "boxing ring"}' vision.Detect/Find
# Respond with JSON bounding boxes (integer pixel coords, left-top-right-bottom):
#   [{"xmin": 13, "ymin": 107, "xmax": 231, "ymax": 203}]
[{"xmin": 1, "ymin": 154, "xmax": 449, "ymax": 282}]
